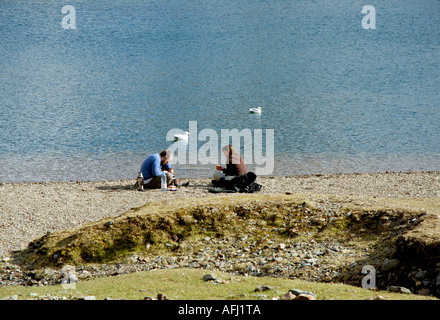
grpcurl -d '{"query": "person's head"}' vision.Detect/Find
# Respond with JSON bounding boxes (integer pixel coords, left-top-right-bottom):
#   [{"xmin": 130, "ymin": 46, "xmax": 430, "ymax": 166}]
[
  {"xmin": 221, "ymin": 145, "xmax": 241, "ymax": 162},
  {"xmin": 159, "ymin": 150, "xmax": 173, "ymax": 165}
]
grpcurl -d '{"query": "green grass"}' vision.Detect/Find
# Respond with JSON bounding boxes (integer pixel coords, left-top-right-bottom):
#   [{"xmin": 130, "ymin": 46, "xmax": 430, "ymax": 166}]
[{"xmin": 0, "ymin": 268, "xmax": 436, "ymax": 300}]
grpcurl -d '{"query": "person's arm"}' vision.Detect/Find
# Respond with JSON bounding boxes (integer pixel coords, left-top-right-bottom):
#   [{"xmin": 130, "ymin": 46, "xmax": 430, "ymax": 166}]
[
  {"xmin": 151, "ymin": 156, "xmax": 163, "ymax": 177},
  {"xmin": 222, "ymin": 163, "xmax": 238, "ymax": 176},
  {"xmin": 163, "ymin": 163, "xmax": 174, "ymax": 174}
]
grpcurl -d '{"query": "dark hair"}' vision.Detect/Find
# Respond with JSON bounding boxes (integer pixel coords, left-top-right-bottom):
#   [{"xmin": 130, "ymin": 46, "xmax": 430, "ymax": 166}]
[{"xmin": 160, "ymin": 150, "xmax": 173, "ymax": 160}]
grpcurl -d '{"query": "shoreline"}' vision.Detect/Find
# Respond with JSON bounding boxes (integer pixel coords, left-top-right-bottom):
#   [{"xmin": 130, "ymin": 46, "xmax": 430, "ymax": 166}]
[
  {"xmin": 1, "ymin": 171, "xmax": 439, "ymax": 257},
  {"xmin": 2, "ymin": 169, "xmax": 440, "ymax": 185}
]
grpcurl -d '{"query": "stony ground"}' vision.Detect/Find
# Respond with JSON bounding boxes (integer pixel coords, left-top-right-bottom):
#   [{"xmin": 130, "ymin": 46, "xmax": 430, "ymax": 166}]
[
  {"xmin": 1, "ymin": 171, "xmax": 439, "ymax": 257},
  {"xmin": 0, "ymin": 171, "xmax": 439, "ymax": 299}
]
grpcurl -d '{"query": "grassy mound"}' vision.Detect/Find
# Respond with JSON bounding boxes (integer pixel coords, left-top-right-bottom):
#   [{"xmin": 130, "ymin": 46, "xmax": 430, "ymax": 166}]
[{"xmin": 15, "ymin": 194, "xmax": 432, "ymax": 271}]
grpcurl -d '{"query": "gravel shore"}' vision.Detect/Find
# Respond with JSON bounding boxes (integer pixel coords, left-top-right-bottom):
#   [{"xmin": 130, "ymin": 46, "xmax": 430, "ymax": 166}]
[{"xmin": 1, "ymin": 171, "xmax": 439, "ymax": 257}]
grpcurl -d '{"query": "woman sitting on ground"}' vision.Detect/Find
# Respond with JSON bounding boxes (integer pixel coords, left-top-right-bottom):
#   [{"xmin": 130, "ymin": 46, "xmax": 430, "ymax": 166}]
[{"xmin": 213, "ymin": 144, "xmax": 248, "ymax": 181}]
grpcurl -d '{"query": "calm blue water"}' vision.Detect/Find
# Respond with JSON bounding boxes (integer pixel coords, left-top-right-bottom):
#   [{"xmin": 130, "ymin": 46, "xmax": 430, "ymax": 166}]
[{"xmin": 1, "ymin": 0, "xmax": 439, "ymax": 182}]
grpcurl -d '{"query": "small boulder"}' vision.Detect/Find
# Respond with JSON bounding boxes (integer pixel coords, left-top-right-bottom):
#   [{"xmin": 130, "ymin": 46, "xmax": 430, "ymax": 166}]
[
  {"xmin": 157, "ymin": 293, "xmax": 172, "ymax": 300},
  {"xmin": 203, "ymin": 274, "xmax": 217, "ymax": 281},
  {"xmin": 254, "ymin": 285, "xmax": 273, "ymax": 292},
  {"xmin": 295, "ymin": 294, "xmax": 316, "ymax": 300},
  {"xmin": 381, "ymin": 259, "xmax": 400, "ymax": 272},
  {"xmin": 414, "ymin": 270, "xmax": 427, "ymax": 280},
  {"xmin": 289, "ymin": 289, "xmax": 316, "ymax": 298},
  {"xmin": 389, "ymin": 286, "xmax": 411, "ymax": 294},
  {"xmin": 281, "ymin": 292, "xmax": 296, "ymax": 300}
]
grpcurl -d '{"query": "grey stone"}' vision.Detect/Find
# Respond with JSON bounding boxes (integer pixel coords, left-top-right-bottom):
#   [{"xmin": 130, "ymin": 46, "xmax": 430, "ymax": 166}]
[
  {"xmin": 436, "ymin": 274, "xmax": 440, "ymax": 287},
  {"xmin": 313, "ymin": 250, "xmax": 326, "ymax": 256},
  {"xmin": 299, "ymin": 262, "xmax": 311, "ymax": 268},
  {"xmin": 381, "ymin": 259, "xmax": 400, "ymax": 272},
  {"xmin": 203, "ymin": 274, "xmax": 217, "ymax": 281},
  {"xmin": 289, "ymin": 289, "xmax": 316, "ymax": 298},
  {"xmin": 417, "ymin": 288, "xmax": 430, "ymax": 296},
  {"xmin": 305, "ymin": 258, "xmax": 318, "ymax": 264},
  {"xmin": 281, "ymin": 292, "xmax": 296, "ymax": 300},
  {"xmin": 157, "ymin": 293, "xmax": 172, "ymax": 300},
  {"xmin": 415, "ymin": 270, "xmax": 427, "ymax": 280},
  {"xmin": 245, "ymin": 265, "xmax": 256, "ymax": 273},
  {"xmin": 254, "ymin": 285, "xmax": 273, "ymax": 292},
  {"xmin": 389, "ymin": 286, "xmax": 411, "ymax": 294},
  {"xmin": 79, "ymin": 295, "xmax": 96, "ymax": 300}
]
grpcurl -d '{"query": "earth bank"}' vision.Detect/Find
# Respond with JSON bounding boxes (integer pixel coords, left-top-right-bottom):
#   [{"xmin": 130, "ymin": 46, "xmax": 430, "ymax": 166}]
[{"xmin": 3, "ymin": 193, "xmax": 440, "ymax": 299}]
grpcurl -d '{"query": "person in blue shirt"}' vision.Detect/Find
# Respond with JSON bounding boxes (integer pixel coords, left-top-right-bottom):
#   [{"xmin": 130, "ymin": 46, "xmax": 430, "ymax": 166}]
[
  {"xmin": 140, "ymin": 150, "xmax": 174, "ymax": 188},
  {"xmin": 140, "ymin": 150, "xmax": 189, "ymax": 189}
]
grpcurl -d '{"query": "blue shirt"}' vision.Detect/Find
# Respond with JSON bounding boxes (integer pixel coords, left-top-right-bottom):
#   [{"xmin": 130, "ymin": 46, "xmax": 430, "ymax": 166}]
[{"xmin": 140, "ymin": 153, "xmax": 172, "ymax": 179}]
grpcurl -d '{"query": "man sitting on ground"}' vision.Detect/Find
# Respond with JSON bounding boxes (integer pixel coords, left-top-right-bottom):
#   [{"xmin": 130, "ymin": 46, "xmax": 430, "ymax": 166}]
[{"xmin": 140, "ymin": 150, "xmax": 188, "ymax": 189}]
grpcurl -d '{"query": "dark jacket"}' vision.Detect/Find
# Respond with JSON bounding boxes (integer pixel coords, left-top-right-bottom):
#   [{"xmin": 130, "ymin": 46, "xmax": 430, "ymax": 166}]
[{"xmin": 223, "ymin": 155, "xmax": 248, "ymax": 176}]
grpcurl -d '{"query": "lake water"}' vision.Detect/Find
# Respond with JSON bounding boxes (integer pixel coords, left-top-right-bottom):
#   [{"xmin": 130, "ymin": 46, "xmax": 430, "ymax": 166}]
[{"xmin": 1, "ymin": 0, "xmax": 439, "ymax": 182}]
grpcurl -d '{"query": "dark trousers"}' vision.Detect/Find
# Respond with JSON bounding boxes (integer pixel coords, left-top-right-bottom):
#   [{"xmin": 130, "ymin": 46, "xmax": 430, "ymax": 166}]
[{"xmin": 144, "ymin": 172, "xmax": 174, "ymax": 189}]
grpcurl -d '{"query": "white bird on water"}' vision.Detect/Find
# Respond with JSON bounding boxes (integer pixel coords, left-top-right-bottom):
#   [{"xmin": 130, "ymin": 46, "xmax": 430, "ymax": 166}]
[
  {"xmin": 248, "ymin": 107, "xmax": 262, "ymax": 114},
  {"xmin": 173, "ymin": 131, "xmax": 190, "ymax": 142}
]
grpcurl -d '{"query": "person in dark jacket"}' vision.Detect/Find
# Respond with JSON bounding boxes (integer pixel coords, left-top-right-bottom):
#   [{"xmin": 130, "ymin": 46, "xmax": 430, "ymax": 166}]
[
  {"xmin": 213, "ymin": 144, "xmax": 247, "ymax": 181},
  {"xmin": 210, "ymin": 145, "xmax": 261, "ymax": 193}
]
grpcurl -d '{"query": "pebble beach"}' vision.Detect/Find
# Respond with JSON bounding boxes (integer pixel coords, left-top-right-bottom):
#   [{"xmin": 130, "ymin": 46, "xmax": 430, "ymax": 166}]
[{"xmin": 1, "ymin": 171, "xmax": 439, "ymax": 258}]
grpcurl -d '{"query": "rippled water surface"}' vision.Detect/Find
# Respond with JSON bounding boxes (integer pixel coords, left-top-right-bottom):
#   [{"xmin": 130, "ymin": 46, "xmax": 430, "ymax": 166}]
[{"xmin": 1, "ymin": 0, "xmax": 439, "ymax": 182}]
